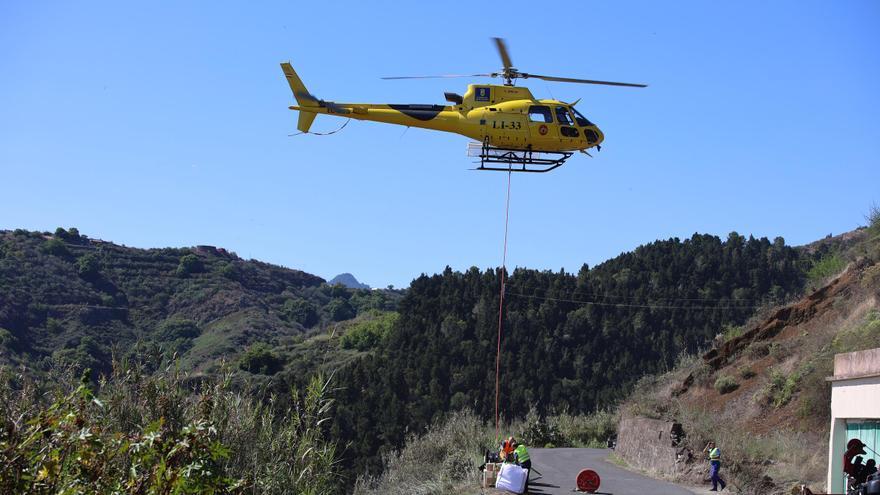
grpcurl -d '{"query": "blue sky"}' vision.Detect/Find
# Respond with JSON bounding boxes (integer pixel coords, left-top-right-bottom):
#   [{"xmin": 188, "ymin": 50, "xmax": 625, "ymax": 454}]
[{"xmin": 2, "ymin": 1, "xmax": 878, "ymax": 288}]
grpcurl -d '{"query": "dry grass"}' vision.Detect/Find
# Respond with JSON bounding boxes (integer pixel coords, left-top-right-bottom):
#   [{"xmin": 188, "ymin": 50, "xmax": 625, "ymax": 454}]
[{"xmin": 353, "ymin": 410, "xmax": 492, "ymax": 495}]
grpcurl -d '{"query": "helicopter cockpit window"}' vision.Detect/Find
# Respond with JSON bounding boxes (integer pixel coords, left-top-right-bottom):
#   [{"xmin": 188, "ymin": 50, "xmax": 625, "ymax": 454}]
[
  {"xmin": 571, "ymin": 107, "xmax": 594, "ymax": 127},
  {"xmin": 528, "ymin": 106, "xmax": 553, "ymax": 123},
  {"xmin": 555, "ymin": 106, "xmax": 574, "ymax": 125}
]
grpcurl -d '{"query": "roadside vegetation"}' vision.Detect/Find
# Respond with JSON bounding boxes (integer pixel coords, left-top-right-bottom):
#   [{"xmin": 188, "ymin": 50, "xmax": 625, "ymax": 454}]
[{"xmin": 0, "ymin": 357, "xmax": 339, "ymax": 494}]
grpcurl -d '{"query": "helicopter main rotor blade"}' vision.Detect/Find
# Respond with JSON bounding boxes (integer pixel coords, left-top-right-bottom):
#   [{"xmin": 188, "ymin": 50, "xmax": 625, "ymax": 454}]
[
  {"xmin": 522, "ymin": 73, "xmax": 647, "ymax": 87},
  {"xmin": 493, "ymin": 37, "xmax": 514, "ymax": 71},
  {"xmin": 381, "ymin": 74, "xmax": 494, "ymax": 80}
]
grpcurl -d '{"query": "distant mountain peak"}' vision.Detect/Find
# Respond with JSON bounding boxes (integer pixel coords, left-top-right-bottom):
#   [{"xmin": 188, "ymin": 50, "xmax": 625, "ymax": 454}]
[{"xmin": 328, "ymin": 273, "xmax": 369, "ymax": 289}]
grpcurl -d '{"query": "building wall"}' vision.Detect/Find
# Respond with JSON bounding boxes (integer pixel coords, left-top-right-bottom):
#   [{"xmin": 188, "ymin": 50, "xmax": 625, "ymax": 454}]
[
  {"xmin": 830, "ymin": 376, "xmax": 880, "ymax": 418},
  {"xmin": 826, "ymin": 348, "xmax": 880, "ymax": 492}
]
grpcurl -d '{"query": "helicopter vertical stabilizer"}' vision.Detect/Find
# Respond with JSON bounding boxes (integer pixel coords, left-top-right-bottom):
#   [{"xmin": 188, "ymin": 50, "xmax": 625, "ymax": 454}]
[{"xmin": 281, "ymin": 62, "xmax": 320, "ymax": 132}]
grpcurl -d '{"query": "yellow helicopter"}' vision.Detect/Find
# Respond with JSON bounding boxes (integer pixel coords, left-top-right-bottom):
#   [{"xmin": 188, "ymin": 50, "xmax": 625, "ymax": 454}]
[{"xmin": 281, "ymin": 38, "xmax": 645, "ymax": 172}]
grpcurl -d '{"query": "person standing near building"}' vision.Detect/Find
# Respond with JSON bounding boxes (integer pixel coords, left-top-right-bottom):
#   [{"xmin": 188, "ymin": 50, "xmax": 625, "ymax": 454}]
[
  {"xmin": 703, "ymin": 441, "xmax": 727, "ymax": 491},
  {"xmin": 844, "ymin": 438, "xmax": 868, "ymax": 490}
]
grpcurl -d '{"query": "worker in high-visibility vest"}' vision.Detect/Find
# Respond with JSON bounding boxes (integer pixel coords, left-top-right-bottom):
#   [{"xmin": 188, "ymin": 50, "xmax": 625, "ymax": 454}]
[
  {"xmin": 511, "ymin": 440, "xmax": 532, "ymax": 492},
  {"xmin": 703, "ymin": 441, "xmax": 726, "ymax": 491}
]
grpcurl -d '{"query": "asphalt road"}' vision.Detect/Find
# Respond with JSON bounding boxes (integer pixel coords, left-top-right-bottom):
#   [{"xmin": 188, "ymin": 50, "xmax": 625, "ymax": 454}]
[{"xmin": 522, "ymin": 448, "xmax": 696, "ymax": 495}]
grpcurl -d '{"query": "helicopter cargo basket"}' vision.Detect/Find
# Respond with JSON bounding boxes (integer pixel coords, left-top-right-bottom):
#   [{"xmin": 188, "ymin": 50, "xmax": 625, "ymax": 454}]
[{"xmin": 468, "ymin": 140, "xmax": 572, "ymax": 173}]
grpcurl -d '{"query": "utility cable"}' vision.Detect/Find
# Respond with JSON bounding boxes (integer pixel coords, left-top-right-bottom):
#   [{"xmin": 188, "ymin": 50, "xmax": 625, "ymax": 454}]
[
  {"xmin": 505, "ymin": 291, "xmax": 764, "ymax": 310},
  {"xmin": 502, "ymin": 286, "xmax": 772, "ymax": 303}
]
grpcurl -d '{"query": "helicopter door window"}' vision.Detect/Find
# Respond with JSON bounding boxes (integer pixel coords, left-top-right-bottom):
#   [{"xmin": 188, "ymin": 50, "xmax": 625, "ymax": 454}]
[
  {"xmin": 555, "ymin": 106, "xmax": 574, "ymax": 125},
  {"xmin": 571, "ymin": 107, "xmax": 594, "ymax": 127},
  {"xmin": 560, "ymin": 126, "xmax": 580, "ymax": 138},
  {"xmin": 528, "ymin": 106, "xmax": 553, "ymax": 123}
]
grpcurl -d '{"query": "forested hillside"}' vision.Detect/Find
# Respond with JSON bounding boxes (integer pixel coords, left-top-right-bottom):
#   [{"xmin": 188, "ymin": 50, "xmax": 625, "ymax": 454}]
[
  {"xmin": 0, "ymin": 228, "xmax": 400, "ymax": 377},
  {"xmin": 331, "ymin": 232, "xmax": 811, "ymax": 478}
]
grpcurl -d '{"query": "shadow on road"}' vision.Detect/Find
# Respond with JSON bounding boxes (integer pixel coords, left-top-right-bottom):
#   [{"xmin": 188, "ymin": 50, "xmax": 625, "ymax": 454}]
[{"xmin": 529, "ymin": 481, "xmax": 560, "ymax": 489}]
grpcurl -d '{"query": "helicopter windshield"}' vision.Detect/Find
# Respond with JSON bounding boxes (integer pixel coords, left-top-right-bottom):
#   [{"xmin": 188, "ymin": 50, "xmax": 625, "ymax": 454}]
[
  {"xmin": 555, "ymin": 106, "xmax": 573, "ymax": 125},
  {"xmin": 571, "ymin": 107, "xmax": 594, "ymax": 127}
]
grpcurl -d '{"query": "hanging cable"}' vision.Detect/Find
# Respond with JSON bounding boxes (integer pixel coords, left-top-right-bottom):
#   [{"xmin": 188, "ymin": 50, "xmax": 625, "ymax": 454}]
[
  {"xmin": 495, "ymin": 162, "xmax": 513, "ymax": 442},
  {"xmin": 288, "ymin": 118, "xmax": 351, "ymax": 137}
]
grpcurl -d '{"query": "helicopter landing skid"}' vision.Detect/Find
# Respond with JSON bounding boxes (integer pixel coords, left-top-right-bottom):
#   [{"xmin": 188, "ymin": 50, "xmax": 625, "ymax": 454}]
[{"xmin": 467, "ymin": 141, "xmax": 572, "ymax": 173}]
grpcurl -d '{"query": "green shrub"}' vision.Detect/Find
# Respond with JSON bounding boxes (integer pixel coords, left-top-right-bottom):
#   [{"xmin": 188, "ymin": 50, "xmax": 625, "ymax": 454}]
[
  {"xmin": 238, "ymin": 343, "xmax": 285, "ymax": 375},
  {"xmin": 282, "ymin": 298, "xmax": 319, "ymax": 327},
  {"xmin": 551, "ymin": 409, "xmax": 618, "ymax": 448},
  {"xmin": 76, "ymin": 253, "xmax": 101, "ymax": 278},
  {"xmin": 714, "ymin": 375, "xmax": 739, "ymax": 394},
  {"xmin": 156, "ymin": 319, "xmax": 200, "ymax": 341},
  {"xmin": 42, "ymin": 238, "xmax": 70, "ymax": 257},
  {"xmin": 325, "ymin": 297, "xmax": 355, "ymax": 322},
  {"xmin": 761, "ymin": 365, "xmax": 809, "ymax": 408},
  {"xmin": 768, "ymin": 341, "xmax": 793, "ymax": 362},
  {"xmin": 520, "ymin": 407, "xmax": 564, "ymax": 448},
  {"xmin": 51, "ymin": 337, "xmax": 107, "ymax": 378},
  {"xmin": 217, "ymin": 261, "xmax": 240, "ymax": 280},
  {"xmin": 866, "ymin": 203, "xmax": 880, "ymax": 237},
  {"xmin": 176, "ymin": 254, "xmax": 204, "ymax": 277},
  {"xmin": 339, "ymin": 312, "xmax": 398, "ymax": 351},
  {"xmin": 721, "ymin": 324, "xmax": 745, "ymax": 342},
  {"xmin": 808, "ymin": 253, "xmax": 846, "ymax": 284},
  {"xmin": 740, "ymin": 368, "xmax": 757, "ymax": 379}
]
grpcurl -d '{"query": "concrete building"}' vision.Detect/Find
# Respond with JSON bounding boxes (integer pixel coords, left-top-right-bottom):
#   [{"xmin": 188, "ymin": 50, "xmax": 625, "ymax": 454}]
[{"xmin": 827, "ymin": 347, "xmax": 880, "ymax": 492}]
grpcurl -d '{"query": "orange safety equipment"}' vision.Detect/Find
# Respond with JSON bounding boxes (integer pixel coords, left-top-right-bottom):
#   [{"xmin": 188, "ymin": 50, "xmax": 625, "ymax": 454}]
[{"xmin": 500, "ymin": 437, "xmax": 515, "ymax": 460}]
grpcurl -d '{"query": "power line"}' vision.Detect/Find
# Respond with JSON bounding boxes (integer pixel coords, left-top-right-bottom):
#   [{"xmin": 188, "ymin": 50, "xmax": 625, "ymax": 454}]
[
  {"xmin": 505, "ymin": 285, "xmax": 770, "ymax": 303},
  {"xmin": 505, "ymin": 291, "xmax": 762, "ymax": 311}
]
